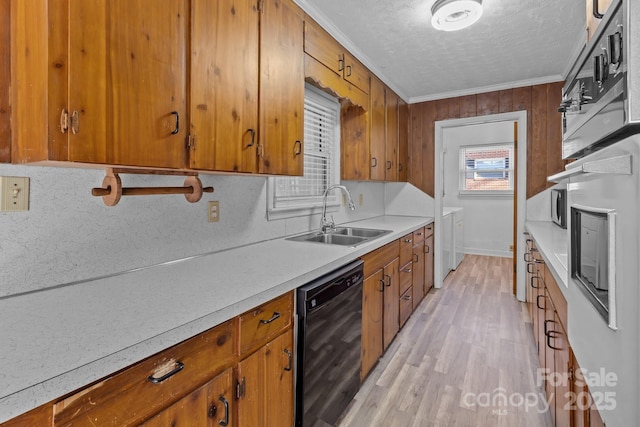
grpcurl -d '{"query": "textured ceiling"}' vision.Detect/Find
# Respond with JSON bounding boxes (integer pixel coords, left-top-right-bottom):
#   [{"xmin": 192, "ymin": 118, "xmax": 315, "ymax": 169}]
[{"xmin": 295, "ymin": 0, "xmax": 586, "ymax": 102}]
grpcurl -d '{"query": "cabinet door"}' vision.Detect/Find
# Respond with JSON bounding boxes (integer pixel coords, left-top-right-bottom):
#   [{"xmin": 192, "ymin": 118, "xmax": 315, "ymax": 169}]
[
  {"xmin": 398, "ymin": 98, "xmax": 408, "ymax": 182},
  {"xmin": 586, "ymin": 0, "xmax": 614, "ymax": 41},
  {"xmin": 189, "ymin": 0, "xmax": 259, "ymax": 173},
  {"xmin": 258, "ymin": 0, "xmax": 304, "ymax": 176},
  {"xmin": 548, "ymin": 312, "xmax": 571, "ymax": 427},
  {"xmin": 237, "ymin": 329, "xmax": 294, "ymax": 427},
  {"xmin": 384, "ymin": 89, "xmax": 398, "ymax": 181},
  {"xmin": 361, "ymin": 272, "xmax": 384, "ymax": 381},
  {"xmin": 412, "ymin": 242, "xmax": 425, "ymax": 310},
  {"xmin": 382, "ymin": 257, "xmax": 399, "ymax": 350},
  {"xmin": 141, "ymin": 368, "xmax": 234, "ymax": 427},
  {"xmin": 68, "ymin": 0, "xmax": 188, "ymax": 168},
  {"xmin": 423, "ymin": 234, "xmax": 434, "ymax": 299},
  {"xmin": 369, "ymin": 77, "xmax": 386, "ymax": 181}
]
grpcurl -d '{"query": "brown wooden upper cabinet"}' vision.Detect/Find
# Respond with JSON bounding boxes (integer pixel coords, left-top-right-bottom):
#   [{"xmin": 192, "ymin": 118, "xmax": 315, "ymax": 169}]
[
  {"xmin": 586, "ymin": 0, "xmax": 613, "ymax": 41},
  {"xmin": 11, "ymin": 0, "xmax": 304, "ymax": 176},
  {"xmin": 370, "ymin": 77, "xmax": 405, "ymax": 182},
  {"xmin": 304, "ymin": 18, "xmax": 370, "ymax": 95}
]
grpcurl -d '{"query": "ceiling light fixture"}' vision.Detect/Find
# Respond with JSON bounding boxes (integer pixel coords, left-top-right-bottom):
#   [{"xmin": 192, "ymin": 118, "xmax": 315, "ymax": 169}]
[{"xmin": 431, "ymin": 0, "xmax": 483, "ymax": 32}]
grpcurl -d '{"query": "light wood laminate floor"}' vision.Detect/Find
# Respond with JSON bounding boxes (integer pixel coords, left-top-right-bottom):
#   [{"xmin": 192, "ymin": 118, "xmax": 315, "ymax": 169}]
[{"xmin": 338, "ymin": 255, "xmax": 552, "ymax": 427}]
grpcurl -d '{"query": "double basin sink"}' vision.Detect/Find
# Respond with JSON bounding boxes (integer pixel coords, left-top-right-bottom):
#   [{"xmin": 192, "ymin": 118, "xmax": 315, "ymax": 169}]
[{"xmin": 286, "ymin": 227, "xmax": 392, "ymax": 247}]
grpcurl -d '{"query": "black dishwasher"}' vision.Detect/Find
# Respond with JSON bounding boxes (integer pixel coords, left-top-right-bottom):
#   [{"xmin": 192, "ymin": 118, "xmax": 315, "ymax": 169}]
[{"xmin": 295, "ymin": 260, "xmax": 364, "ymax": 427}]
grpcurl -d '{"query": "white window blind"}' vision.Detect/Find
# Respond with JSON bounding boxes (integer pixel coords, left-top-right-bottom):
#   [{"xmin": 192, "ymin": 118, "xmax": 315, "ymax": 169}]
[
  {"xmin": 459, "ymin": 143, "xmax": 514, "ymax": 193},
  {"xmin": 269, "ymin": 84, "xmax": 340, "ymax": 217}
]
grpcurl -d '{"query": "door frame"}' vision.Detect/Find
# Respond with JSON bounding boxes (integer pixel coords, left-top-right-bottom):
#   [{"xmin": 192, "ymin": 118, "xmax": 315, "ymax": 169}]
[{"xmin": 433, "ymin": 111, "xmax": 527, "ymax": 301}]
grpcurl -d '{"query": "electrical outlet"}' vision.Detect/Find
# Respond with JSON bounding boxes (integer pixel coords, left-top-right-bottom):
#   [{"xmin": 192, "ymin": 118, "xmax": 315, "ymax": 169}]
[
  {"xmin": 208, "ymin": 201, "xmax": 220, "ymax": 223},
  {"xmin": 0, "ymin": 176, "xmax": 30, "ymax": 212},
  {"xmin": 359, "ymin": 194, "xmax": 364, "ymax": 206}
]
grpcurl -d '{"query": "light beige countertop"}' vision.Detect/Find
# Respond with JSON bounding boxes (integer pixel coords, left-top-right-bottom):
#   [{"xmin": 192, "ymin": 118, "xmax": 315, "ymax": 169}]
[{"xmin": 0, "ymin": 214, "xmax": 433, "ymax": 422}]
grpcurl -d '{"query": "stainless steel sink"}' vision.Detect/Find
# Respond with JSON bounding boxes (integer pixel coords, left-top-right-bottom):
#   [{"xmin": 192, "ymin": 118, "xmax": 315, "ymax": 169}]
[
  {"xmin": 286, "ymin": 227, "xmax": 392, "ymax": 247},
  {"xmin": 333, "ymin": 227, "xmax": 391, "ymax": 239}
]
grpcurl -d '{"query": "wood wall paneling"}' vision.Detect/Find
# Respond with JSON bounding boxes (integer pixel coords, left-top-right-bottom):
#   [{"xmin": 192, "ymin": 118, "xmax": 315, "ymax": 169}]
[
  {"xmin": 1, "ymin": 0, "xmax": 11, "ymax": 162},
  {"xmin": 407, "ymin": 83, "xmax": 563, "ymax": 199}
]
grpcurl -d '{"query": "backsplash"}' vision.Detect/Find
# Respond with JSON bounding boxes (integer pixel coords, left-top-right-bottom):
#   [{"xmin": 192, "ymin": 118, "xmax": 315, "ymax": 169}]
[{"xmin": 0, "ymin": 164, "xmax": 386, "ymax": 297}]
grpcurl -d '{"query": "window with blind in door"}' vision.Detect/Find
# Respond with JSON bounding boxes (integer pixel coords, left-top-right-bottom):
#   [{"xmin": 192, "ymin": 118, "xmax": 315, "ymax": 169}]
[{"xmin": 267, "ymin": 84, "xmax": 340, "ymax": 219}]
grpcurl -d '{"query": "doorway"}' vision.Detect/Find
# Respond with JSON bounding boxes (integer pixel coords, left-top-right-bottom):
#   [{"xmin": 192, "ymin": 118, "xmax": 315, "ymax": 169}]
[{"xmin": 433, "ymin": 111, "xmax": 527, "ymax": 301}]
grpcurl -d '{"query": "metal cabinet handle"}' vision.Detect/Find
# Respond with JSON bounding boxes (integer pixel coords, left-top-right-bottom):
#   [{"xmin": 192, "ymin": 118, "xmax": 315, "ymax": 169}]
[
  {"xmin": 413, "ymin": 253, "xmax": 419, "ymax": 263},
  {"xmin": 536, "ymin": 295, "xmax": 546, "ymax": 310},
  {"xmin": 402, "ymin": 294, "xmax": 412, "ymax": 301},
  {"xmin": 218, "ymin": 396, "xmax": 230, "ymax": 426},
  {"xmin": 593, "ymin": 0, "xmax": 604, "ymax": 18},
  {"xmin": 246, "ymin": 128, "xmax": 256, "ymax": 147},
  {"xmin": 546, "ymin": 330, "xmax": 561, "ymax": 350},
  {"xmin": 386, "ymin": 160, "xmax": 393, "ymax": 170},
  {"xmin": 284, "ymin": 349, "xmax": 293, "ymax": 372},
  {"xmin": 385, "ymin": 274, "xmax": 392, "ymax": 287},
  {"xmin": 401, "ymin": 266, "xmax": 412, "ymax": 273},
  {"xmin": 294, "ymin": 140, "xmax": 302, "ymax": 156},
  {"xmin": 371, "ymin": 157, "xmax": 378, "ymax": 167},
  {"xmin": 170, "ymin": 111, "xmax": 180, "ymax": 135},
  {"xmin": 404, "ymin": 238, "xmax": 412, "ymax": 243},
  {"xmin": 379, "ymin": 279, "xmax": 385, "ymax": 292},
  {"xmin": 398, "ymin": 163, "xmax": 403, "ymax": 172},
  {"xmin": 425, "ymin": 245, "xmax": 430, "ymax": 254},
  {"xmin": 530, "ymin": 275, "xmax": 541, "ymax": 289},
  {"xmin": 260, "ymin": 311, "xmax": 281, "ymax": 324},
  {"xmin": 338, "ymin": 55, "xmax": 345, "ymax": 72},
  {"xmin": 526, "ymin": 263, "xmax": 535, "ymax": 274},
  {"xmin": 524, "ymin": 252, "xmax": 532, "ymax": 262},
  {"xmin": 147, "ymin": 361, "xmax": 184, "ymax": 384},
  {"xmin": 346, "ymin": 65, "xmax": 352, "ymax": 77},
  {"xmin": 544, "ymin": 319, "xmax": 555, "ymax": 335}
]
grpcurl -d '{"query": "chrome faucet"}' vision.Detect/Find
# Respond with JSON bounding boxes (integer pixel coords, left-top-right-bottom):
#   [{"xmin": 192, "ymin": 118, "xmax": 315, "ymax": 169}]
[{"xmin": 320, "ymin": 184, "xmax": 356, "ymax": 233}]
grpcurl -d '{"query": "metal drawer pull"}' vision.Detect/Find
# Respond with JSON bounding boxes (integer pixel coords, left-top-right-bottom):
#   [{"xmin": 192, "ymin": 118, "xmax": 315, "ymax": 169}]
[
  {"xmin": 170, "ymin": 111, "xmax": 180, "ymax": 135},
  {"xmin": 536, "ymin": 295, "xmax": 545, "ymax": 310},
  {"xmin": 530, "ymin": 275, "xmax": 541, "ymax": 289},
  {"xmin": 524, "ymin": 252, "xmax": 532, "ymax": 262},
  {"xmin": 402, "ymin": 294, "xmax": 412, "ymax": 301},
  {"xmin": 526, "ymin": 263, "xmax": 535, "ymax": 274},
  {"xmin": 260, "ymin": 311, "xmax": 281, "ymax": 324},
  {"xmin": 593, "ymin": 0, "xmax": 604, "ymax": 19},
  {"xmin": 425, "ymin": 245, "xmax": 430, "ymax": 254},
  {"xmin": 284, "ymin": 349, "xmax": 293, "ymax": 371},
  {"xmin": 346, "ymin": 65, "xmax": 352, "ymax": 77},
  {"xmin": 147, "ymin": 360, "xmax": 184, "ymax": 384},
  {"xmin": 413, "ymin": 253, "xmax": 419, "ymax": 263},
  {"xmin": 402, "ymin": 267, "xmax": 412, "ymax": 273},
  {"xmin": 385, "ymin": 275, "xmax": 392, "ymax": 287},
  {"xmin": 546, "ymin": 330, "xmax": 561, "ymax": 350},
  {"xmin": 218, "ymin": 396, "xmax": 230, "ymax": 426},
  {"xmin": 544, "ymin": 319, "xmax": 555, "ymax": 335},
  {"xmin": 386, "ymin": 160, "xmax": 393, "ymax": 170},
  {"xmin": 371, "ymin": 157, "xmax": 378, "ymax": 167},
  {"xmin": 404, "ymin": 238, "xmax": 412, "ymax": 243}
]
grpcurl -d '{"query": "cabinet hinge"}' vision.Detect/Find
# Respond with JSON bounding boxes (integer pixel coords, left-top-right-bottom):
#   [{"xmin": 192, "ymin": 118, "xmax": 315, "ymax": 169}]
[
  {"xmin": 568, "ymin": 366, "xmax": 574, "ymax": 382},
  {"xmin": 236, "ymin": 377, "xmax": 246, "ymax": 399},
  {"xmin": 187, "ymin": 134, "xmax": 197, "ymax": 151}
]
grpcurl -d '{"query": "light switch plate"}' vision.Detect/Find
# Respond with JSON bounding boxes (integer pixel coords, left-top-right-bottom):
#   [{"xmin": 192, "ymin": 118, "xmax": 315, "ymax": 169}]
[{"xmin": 0, "ymin": 176, "xmax": 30, "ymax": 212}]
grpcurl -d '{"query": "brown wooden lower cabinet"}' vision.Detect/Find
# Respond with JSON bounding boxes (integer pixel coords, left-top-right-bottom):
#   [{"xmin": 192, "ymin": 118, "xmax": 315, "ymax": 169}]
[
  {"xmin": 141, "ymin": 368, "xmax": 234, "ymax": 427},
  {"xmin": 524, "ymin": 235, "xmax": 607, "ymax": 427},
  {"xmin": 237, "ymin": 329, "xmax": 294, "ymax": 427},
  {"xmin": 361, "ymin": 272, "xmax": 385, "ymax": 381},
  {"xmin": 3, "ymin": 293, "xmax": 294, "ymax": 427}
]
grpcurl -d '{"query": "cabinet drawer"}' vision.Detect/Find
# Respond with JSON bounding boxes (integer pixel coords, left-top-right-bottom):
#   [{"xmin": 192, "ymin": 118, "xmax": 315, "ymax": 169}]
[
  {"xmin": 425, "ymin": 223, "xmax": 434, "ymax": 238},
  {"xmin": 361, "ymin": 240, "xmax": 400, "ymax": 278},
  {"xmin": 413, "ymin": 227, "xmax": 426, "ymax": 243},
  {"xmin": 399, "ymin": 233, "xmax": 414, "ymax": 266},
  {"xmin": 399, "ymin": 287, "xmax": 413, "ymax": 327},
  {"xmin": 544, "ymin": 264, "xmax": 567, "ymax": 330},
  {"xmin": 53, "ymin": 320, "xmax": 235, "ymax": 427},
  {"xmin": 239, "ymin": 292, "xmax": 293, "ymax": 355},
  {"xmin": 399, "ymin": 260, "xmax": 413, "ymax": 295}
]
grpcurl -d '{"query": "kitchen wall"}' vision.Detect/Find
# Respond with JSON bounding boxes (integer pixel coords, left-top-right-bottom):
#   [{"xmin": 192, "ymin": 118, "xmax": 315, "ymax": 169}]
[
  {"xmin": 0, "ymin": 163, "xmax": 388, "ymax": 297},
  {"xmin": 442, "ymin": 121, "xmax": 514, "ymax": 257},
  {"xmin": 408, "ymin": 82, "xmax": 564, "ymax": 200}
]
